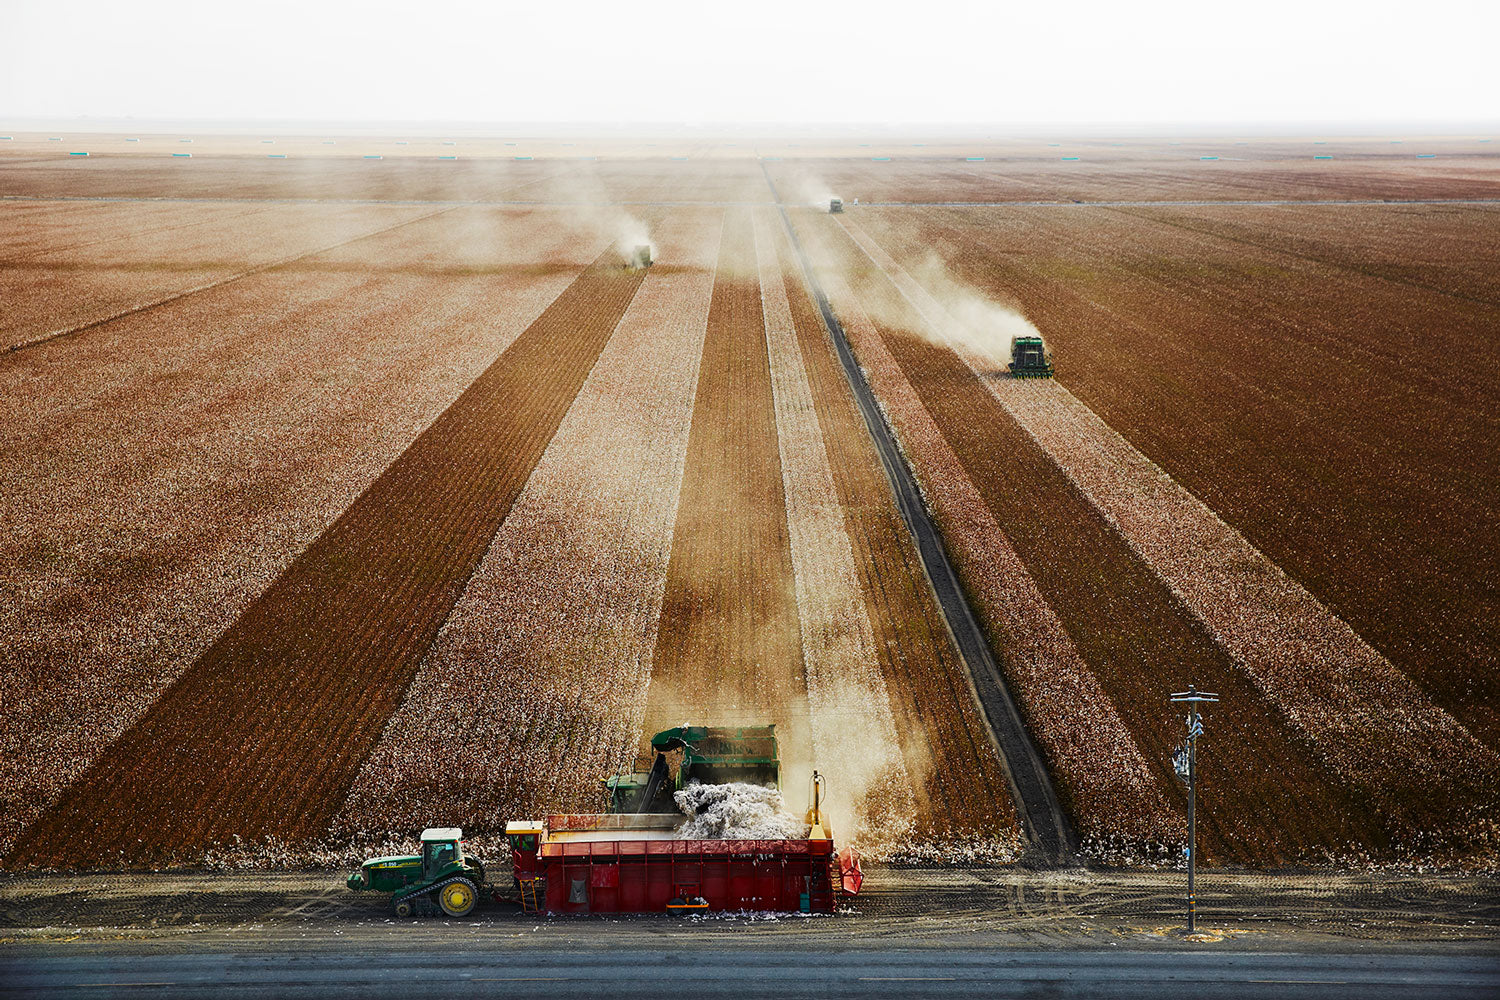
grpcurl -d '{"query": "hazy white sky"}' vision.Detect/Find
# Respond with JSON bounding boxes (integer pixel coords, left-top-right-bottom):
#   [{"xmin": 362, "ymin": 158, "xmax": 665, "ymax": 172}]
[{"xmin": 2, "ymin": 0, "xmax": 1496, "ymax": 125}]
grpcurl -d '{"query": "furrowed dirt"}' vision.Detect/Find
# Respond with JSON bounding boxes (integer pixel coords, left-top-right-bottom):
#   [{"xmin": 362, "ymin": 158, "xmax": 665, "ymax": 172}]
[
  {"xmin": 797, "ymin": 211, "xmax": 1394, "ymax": 864},
  {"xmin": 6, "ymin": 250, "xmax": 646, "ymax": 869},
  {"xmin": 0, "ymin": 208, "xmax": 608, "ymax": 859},
  {"xmin": 852, "ymin": 205, "xmax": 1500, "ymax": 753},
  {"xmin": 766, "ymin": 140, "xmax": 1500, "ymax": 205},
  {"xmin": 640, "ymin": 211, "xmax": 813, "ymax": 770}
]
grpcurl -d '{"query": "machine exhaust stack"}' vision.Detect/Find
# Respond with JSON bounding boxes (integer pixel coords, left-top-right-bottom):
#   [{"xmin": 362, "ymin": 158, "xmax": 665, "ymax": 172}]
[{"xmin": 806, "ymin": 770, "xmax": 830, "ymax": 840}]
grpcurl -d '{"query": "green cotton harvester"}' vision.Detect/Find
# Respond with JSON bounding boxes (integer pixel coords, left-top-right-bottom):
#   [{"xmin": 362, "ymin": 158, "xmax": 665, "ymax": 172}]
[
  {"xmin": 1008, "ymin": 335, "xmax": 1054, "ymax": 377},
  {"xmin": 603, "ymin": 725, "xmax": 780, "ymax": 814}
]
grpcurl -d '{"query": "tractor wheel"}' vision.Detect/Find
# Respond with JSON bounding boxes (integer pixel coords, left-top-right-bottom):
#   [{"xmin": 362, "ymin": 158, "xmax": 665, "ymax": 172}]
[
  {"xmin": 439, "ymin": 878, "xmax": 478, "ymax": 918},
  {"xmin": 393, "ymin": 898, "xmax": 414, "ymax": 918}
]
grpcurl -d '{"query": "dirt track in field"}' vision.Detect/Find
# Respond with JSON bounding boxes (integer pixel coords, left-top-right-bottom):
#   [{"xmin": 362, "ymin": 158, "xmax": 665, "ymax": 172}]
[
  {"xmin": 769, "ymin": 217, "xmax": 1017, "ymax": 847},
  {"xmin": 6, "ymin": 252, "xmax": 646, "ymax": 869},
  {"xmin": 799, "ymin": 213, "xmax": 1396, "ymax": 865},
  {"xmin": 640, "ymin": 210, "xmax": 813, "ymax": 767}
]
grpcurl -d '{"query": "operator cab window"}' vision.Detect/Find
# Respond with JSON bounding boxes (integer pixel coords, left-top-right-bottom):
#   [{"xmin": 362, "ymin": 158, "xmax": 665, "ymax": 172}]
[{"xmin": 425, "ymin": 842, "xmax": 455, "ymax": 871}]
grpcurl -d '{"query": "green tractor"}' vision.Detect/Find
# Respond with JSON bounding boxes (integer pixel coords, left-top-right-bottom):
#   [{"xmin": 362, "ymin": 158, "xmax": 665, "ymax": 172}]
[
  {"xmin": 346, "ymin": 827, "xmax": 491, "ymax": 917},
  {"xmin": 604, "ymin": 725, "xmax": 780, "ymax": 813}
]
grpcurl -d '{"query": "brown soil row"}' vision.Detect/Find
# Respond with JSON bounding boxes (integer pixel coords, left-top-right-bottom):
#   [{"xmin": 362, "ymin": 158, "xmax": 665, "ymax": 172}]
[
  {"xmin": 6, "ymin": 252, "xmax": 646, "ymax": 869},
  {"xmin": 332, "ymin": 207, "xmax": 724, "ymax": 835},
  {"xmin": 1123, "ymin": 203, "xmax": 1500, "ymax": 306},
  {"xmin": 769, "ymin": 218, "xmax": 1016, "ymax": 843},
  {"xmin": 798, "ymin": 211, "xmax": 1392, "ymax": 864},
  {"xmin": 854, "ymin": 205, "xmax": 1500, "ymax": 751},
  {"xmin": 640, "ymin": 210, "xmax": 812, "ymax": 761}
]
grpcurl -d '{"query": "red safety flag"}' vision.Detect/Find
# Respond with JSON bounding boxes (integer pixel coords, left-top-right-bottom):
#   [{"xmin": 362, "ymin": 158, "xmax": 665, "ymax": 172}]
[{"xmin": 838, "ymin": 848, "xmax": 863, "ymax": 896}]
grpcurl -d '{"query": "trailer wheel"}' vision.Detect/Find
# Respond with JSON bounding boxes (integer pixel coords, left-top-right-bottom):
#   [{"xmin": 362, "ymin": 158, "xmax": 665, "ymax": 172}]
[
  {"xmin": 393, "ymin": 898, "xmax": 414, "ymax": 918},
  {"xmin": 439, "ymin": 878, "xmax": 478, "ymax": 917}
]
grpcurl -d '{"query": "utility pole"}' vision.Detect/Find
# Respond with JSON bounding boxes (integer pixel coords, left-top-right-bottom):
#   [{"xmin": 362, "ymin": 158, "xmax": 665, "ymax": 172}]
[{"xmin": 1170, "ymin": 685, "xmax": 1218, "ymax": 933}]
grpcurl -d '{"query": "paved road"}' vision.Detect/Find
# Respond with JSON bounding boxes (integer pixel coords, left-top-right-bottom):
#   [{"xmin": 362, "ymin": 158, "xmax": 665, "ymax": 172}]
[
  {"xmin": 762, "ymin": 162, "xmax": 1076, "ymax": 865},
  {"xmin": 4, "ymin": 947, "xmax": 1498, "ymax": 999}
]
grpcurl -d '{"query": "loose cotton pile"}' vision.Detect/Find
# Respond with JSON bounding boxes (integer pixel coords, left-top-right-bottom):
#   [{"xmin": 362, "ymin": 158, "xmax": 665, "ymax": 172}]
[{"xmin": 675, "ymin": 782, "xmax": 809, "ymax": 841}]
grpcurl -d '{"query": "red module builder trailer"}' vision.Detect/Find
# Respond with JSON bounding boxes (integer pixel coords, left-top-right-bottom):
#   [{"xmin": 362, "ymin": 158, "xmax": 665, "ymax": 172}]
[{"xmin": 507, "ymin": 815, "xmax": 862, "ymax": 915}]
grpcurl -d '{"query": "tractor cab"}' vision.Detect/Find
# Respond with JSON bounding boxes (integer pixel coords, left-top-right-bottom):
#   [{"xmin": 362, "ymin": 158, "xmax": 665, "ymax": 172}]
[
  {"xmin": 506, "ymin": 820, "xmax": 544, "ymax": 879},
  {"xmin": 603, "ymin": 771, "xmax": 656, "ymax": 813},
  {"xmin": 421, "ymin": 827, "xmax": 464, "ymax": 880}
]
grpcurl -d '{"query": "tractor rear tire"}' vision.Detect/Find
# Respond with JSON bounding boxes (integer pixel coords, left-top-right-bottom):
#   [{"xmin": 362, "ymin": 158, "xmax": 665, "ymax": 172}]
[{"xmin": 439, "ymin": 878, "xmax": 478, "ymax": 918}]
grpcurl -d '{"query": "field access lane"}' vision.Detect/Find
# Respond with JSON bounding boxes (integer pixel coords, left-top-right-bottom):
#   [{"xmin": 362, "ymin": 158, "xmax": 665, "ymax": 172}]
[
  {"xmin": 755, "ymin": 209, "xmax": 919, "ymax": 846},
  {"xmin": 6, "ymin": 250, "xmax": 647, "ymax": 868},
  {"xmin": 762, "ymin": 210, "xmax": 1019, "ymax": 851}
]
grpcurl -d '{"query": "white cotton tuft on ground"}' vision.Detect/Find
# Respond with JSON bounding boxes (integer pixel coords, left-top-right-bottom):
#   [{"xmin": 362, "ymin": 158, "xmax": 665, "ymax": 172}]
[{"xmin": 674, "ymin": 782, "xmax": 810, "ymax": 840}]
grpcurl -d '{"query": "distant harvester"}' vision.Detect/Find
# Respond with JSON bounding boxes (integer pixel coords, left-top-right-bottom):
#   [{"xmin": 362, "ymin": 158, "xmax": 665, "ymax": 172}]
[
  {"xmin": 1008, "ymin": 335, "xmax": 1054, "ymax": 377},
  {"xmin": 627, "ymin": 244, "xmax": 653, "ymax": 270},
  {"xmin": 829, "ymin": 197, "xmax": 844, "ymax": 213}
]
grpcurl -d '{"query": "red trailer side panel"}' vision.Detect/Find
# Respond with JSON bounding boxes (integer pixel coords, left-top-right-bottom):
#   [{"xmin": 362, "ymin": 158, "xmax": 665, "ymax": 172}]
[{"xmin": 536, "ymin": 838, "xmax": 838, "ymax": 914}]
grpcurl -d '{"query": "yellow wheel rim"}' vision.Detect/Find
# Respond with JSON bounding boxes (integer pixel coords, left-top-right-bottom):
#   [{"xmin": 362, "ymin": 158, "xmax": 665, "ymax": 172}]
[{"xmin": 442, "ymin": 882, "xmax": 474, "ymax": 913}]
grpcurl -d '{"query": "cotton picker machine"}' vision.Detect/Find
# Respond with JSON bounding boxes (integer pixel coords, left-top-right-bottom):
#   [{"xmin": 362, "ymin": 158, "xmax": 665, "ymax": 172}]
[
  {"xmin": 1007, "ymin": 335, "xmax": 1054, "ymax": 377},
  {"xmin": 627, "ymin": 244, "xmax": 653, "ymax": 269},
  {"xmin": 345, "ymin": 724, "xmax": 862, "ymax": 917}
]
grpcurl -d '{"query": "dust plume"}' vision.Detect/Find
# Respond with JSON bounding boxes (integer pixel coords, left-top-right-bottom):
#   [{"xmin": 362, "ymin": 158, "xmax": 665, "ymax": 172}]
[
  {"xmin": 541, "ymin": 161, "xmax": 655, "ymax": 265},
  {"xmin": 785, "ymin": 169, "xmax": 840, "ymax": 211},
  {"xmin": 903, "ymin": 250, "xmax": 1044, "ymax": 364},
  {"xmin": 806, "ymin": 220, "xmax": 1044, "ymax": 366},
  {"xmin": 788, "ymin": 675, "xmax": 920, "ymax": 855}
]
